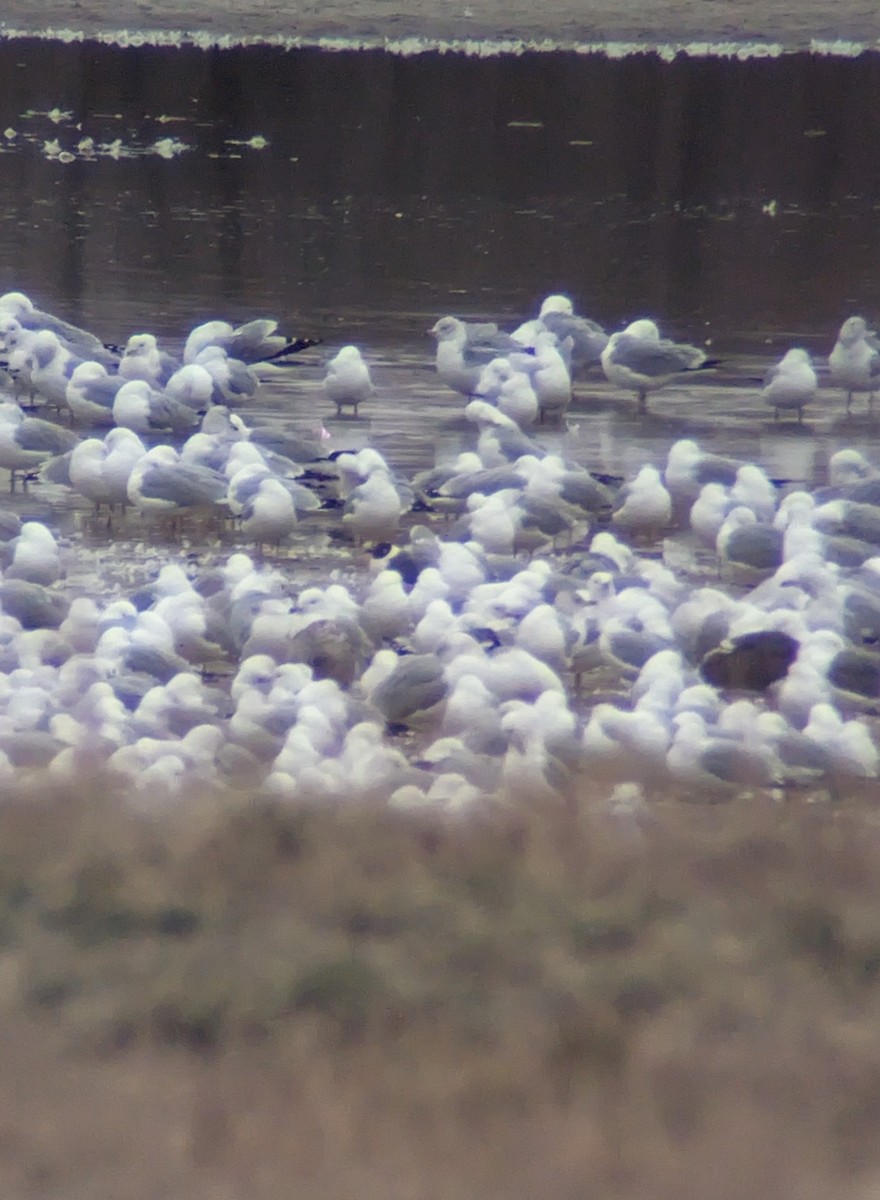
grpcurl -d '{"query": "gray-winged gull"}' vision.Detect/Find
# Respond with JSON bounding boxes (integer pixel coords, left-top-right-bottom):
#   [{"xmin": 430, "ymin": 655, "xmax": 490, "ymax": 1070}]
[
  {"xmin": 0, "ymin": 401, "xmax": 79, "ymax": 487},
  {"xmin": 126, "ymin": 445, "xmax": 228, "ymax": 521},
  {"xmin": 601, "ymin": 319, "xmax": 710, "ymax": 411},
  {"xmin": 184, "ymin": 318, "xmax": 320, "ymax": 366},
  {"xmin": 0, "ymin": 291, "xmax": 113, "ymax": 361},
  {"xmin": 828, "ymin": 316, "xmax": 880, "ymax": 411},
  {"xmin": 66, "ymin": 361, "xmax": 124, "ymax": 426},
  {"xmin": 511, "ymin": 294, "xmax": 608, "ymax": 369},
  {"xmin": 112, "ymin": 379, "xmax": 201, "ymax": 434},
  {"xmin": 429, "ymin": 316, "xmax": 518, "ymax": 398},
  {"xmin": 717, "ymin": 507, "xmax": 784, "ymax": 579}
]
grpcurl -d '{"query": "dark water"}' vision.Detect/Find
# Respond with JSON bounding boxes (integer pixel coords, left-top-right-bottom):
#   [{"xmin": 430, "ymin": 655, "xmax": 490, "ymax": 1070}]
[{"xmin": 2, "ymin": 40, "xmax": 880, "ymax": 354}]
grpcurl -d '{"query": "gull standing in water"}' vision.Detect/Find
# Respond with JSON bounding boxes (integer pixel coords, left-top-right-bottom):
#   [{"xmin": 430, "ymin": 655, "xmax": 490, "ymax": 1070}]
[
  {"xmin": 0, "ymin": 402, "xmax": 79, "ymax": 488},
  {"xmin": 323, "ymin": 345, "xmax": 373, "ymax": 417},
  {"xmin": 828, "ymin": 316, "xmax": 880, "ymax": 412},
  {"xmin": 762, "ymin": 348, "xmax": 817, "ymax": 422},
  {"xmin": 601, "ymin": 319, "xmax": 710, "ymax": 412}
]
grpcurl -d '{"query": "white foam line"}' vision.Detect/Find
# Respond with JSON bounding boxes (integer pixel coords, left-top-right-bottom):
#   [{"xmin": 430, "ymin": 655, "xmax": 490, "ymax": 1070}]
[{"xmin": 0, "ymin": 26, "xmax": 879, "ymax": 57}]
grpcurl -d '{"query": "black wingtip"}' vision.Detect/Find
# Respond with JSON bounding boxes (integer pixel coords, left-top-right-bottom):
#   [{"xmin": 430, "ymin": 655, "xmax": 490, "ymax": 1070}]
[{"xmin": 260, "ymin": 337, "xmax": 324, "ymax": 363}]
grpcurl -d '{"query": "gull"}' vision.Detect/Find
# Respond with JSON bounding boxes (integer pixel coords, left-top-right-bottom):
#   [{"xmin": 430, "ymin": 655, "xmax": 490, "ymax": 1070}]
[
  {"xmin": 0, "ymin": 290, "xmax": 113, "ymax": 361},
  {"xmin": 474, "ymin": 359, "xmax": 538, "ymax": 428},
  {"xmin": 0, "ymin": 578, "xmax": 68, "ymax": 629},
  {"xmin": 165, "ymin": 363, "xmax": 216, "ymax": 411},
  {"xmin": 428, "ymin": 315, "xmax": 517, "ymax": 398},
  {"xmin": 0, "ymin": 401, "xmax": 79, "ymax": 488},
  {"xmin": 463, "ymin": 399, "xmax": 547, "ymax": 464},
  {"xmin": 611, "ymin": 465, "xmax": 673, "ymax": 540},
  {"xmin": 343, "ymin": 469, "xmax": 406, "ymax": 544},
  {"xmin": 364, "ymin": 651, "xmax": 447, "ymax": 729},
  {"xmin": 690, "ymin": 482, "xmax": 734, "ymax": 545},
  {"xmin": 730, "ymin": 463, "xmax": 778, "ymax": 522},
  {"xmin": 193, "ymin": 345, "xmax": 259, "ymax": 405},
  {"xmin": 235, "ymin": 475, "xmax": 316, "ymax": 550},
  {"xmin": 762, "ymin": 348, "xmax": 817, "ymax": 421},
  {"xmin": 101, "ymin": 428, "xmax": 147, "ymax": 507},
  {"xmin": 512, "ymin": 293, "xmax": 608, "ymax": 369},
  {"xmin": 118, "ymin": 333, "xmax": 180, "ymax": 387},
  {"xmin": 66, "ymin": 361, "xmax": 124, "ymax": 425},
  {"xmin": 0, "ymin": 317, "xmax": 38, "ymax": 400},
  {"xmin": 226, "ymin": 463, "xmax": 319, "ymax": 523},
  {"xmin": 666, "ymin": 711, "xmax": 782, "ymax": 792},
  {"xmin": 6, "ymin": 522, "xmax": 61, "ymax": 586},
  {"xmin": 112, "ymin": 379, "xmax": 201, "ymax": 434},
  {"xmin": 716, "ymin": 507, "xmax": 783, "ymax": 580},
  {"xmin": 183, "ymin": 318, "xmax": 320, "ymax": 365},
  {"xmin": 126, "ymin": 445, "xmax": 228, "ymax": 522},
  {"xmin": 509, "ymin": 331, "xmax": 572, "ymax": 423},
  {"xmin": 323, "ymin": 345, "xmax": 373, "ymax": 417},
  {"xmin": 664, "ymin": 438, "xmax": 743, "ymax": 501},
  {"xmin": 25, "ymin": 329, "xmax": 86, "ymax": 414},
  {"xmin": 828, "ymin": 316, "xmax": 880, "ymax": 412},
  {"xmin": 601, "ymin": 319, "xmax": 710, "ymax": 411},
  {"xmin": 802, "ymin": 703, "xmax": 878, "ymax": 778},
  {"xmin": 65, "ymin": 436, "xmax": 127, "ymax": 510}
]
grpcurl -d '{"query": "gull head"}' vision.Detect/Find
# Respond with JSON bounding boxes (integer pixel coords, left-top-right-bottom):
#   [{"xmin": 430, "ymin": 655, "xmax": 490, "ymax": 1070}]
[
  {"xmin": 622, "ymin": 318, "xmax": 661, "ymax": 341},
  {"xmin": 429, "ymin": 316, "xmax": 465, "ymax": 343},
  {"xmin": 838, "ymin": 315, "xmax": 870, "ymax": 343},
  {"xmin": 538, "ymin": 293, "xmax": 574, "ymax": 318},
  {"xmin": 124, "ymin": 333, "xmax": 158, "ymax": 358}
]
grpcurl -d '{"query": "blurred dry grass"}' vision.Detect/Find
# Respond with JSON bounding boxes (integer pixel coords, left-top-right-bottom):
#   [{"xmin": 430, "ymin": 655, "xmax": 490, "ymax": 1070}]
[{"xmin": 1, "ymin": 782, "xmax": 880, "ymax": 1197}]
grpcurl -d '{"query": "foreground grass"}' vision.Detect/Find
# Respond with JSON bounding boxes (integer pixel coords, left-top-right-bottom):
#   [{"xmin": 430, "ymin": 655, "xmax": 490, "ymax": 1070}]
[{"xmin": 2, "ymin": 783, "xmax": 880, "ymax": 1197}]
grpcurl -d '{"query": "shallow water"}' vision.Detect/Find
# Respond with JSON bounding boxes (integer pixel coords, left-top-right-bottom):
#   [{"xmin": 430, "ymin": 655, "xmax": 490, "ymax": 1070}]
[{"xmin": 3, "ymin": 39, "xmax": 880, "ymax": 482}]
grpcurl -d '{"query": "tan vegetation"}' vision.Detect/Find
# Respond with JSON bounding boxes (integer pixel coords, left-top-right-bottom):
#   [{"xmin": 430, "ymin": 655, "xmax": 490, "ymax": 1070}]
[{"xmin": 1, "ymin": 782, "xmax": 880, "ymax": 1198}]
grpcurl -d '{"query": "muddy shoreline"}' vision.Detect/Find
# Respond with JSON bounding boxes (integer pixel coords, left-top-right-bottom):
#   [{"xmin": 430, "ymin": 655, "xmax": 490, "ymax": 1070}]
[{"xmin": 2, "ymin": 0, "xmax": 880, "ymax": 53}]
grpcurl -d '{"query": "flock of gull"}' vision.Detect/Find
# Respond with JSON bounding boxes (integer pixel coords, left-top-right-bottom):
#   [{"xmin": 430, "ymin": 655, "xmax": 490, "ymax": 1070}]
[{"xmin": 0, "ymin": 287, "xmax": 878, "ymax": 809}]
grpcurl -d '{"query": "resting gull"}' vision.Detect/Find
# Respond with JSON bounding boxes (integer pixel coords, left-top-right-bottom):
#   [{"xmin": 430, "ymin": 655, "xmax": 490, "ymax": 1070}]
[
  {"xmin": 119, "ymin": 333, "xmax": 180, "ymax": 387},
  {"xmin": 601, "ymin": 319, "xmax": 710, "ymax": 411},
  {"xmin": 66, "ymin": 361, "xmax": 124, "ymax": 426},
  {"xmin": 0, "ymin": 291, "xmax": 112, "ymax": 361},
  {"xmin": 183, "ymin": 318, "xmax": 321, "ymax": 365},
  {"xmin": 112, "ymin": 379, "xmax": 201, "ymax": 434},
  {"xmin": 511, "ymin": 294, "xmax": 608, "ymax": 369},
  {"xmin": 126, "ymin": 445, "xmax": 228, "ymax": 522}
]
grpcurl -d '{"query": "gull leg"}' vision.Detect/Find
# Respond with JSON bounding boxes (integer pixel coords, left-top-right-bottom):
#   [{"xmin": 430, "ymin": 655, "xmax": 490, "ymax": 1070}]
[{"xmin": 637, "ymin": 389, "xmax": 648, "ymax": 413}]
